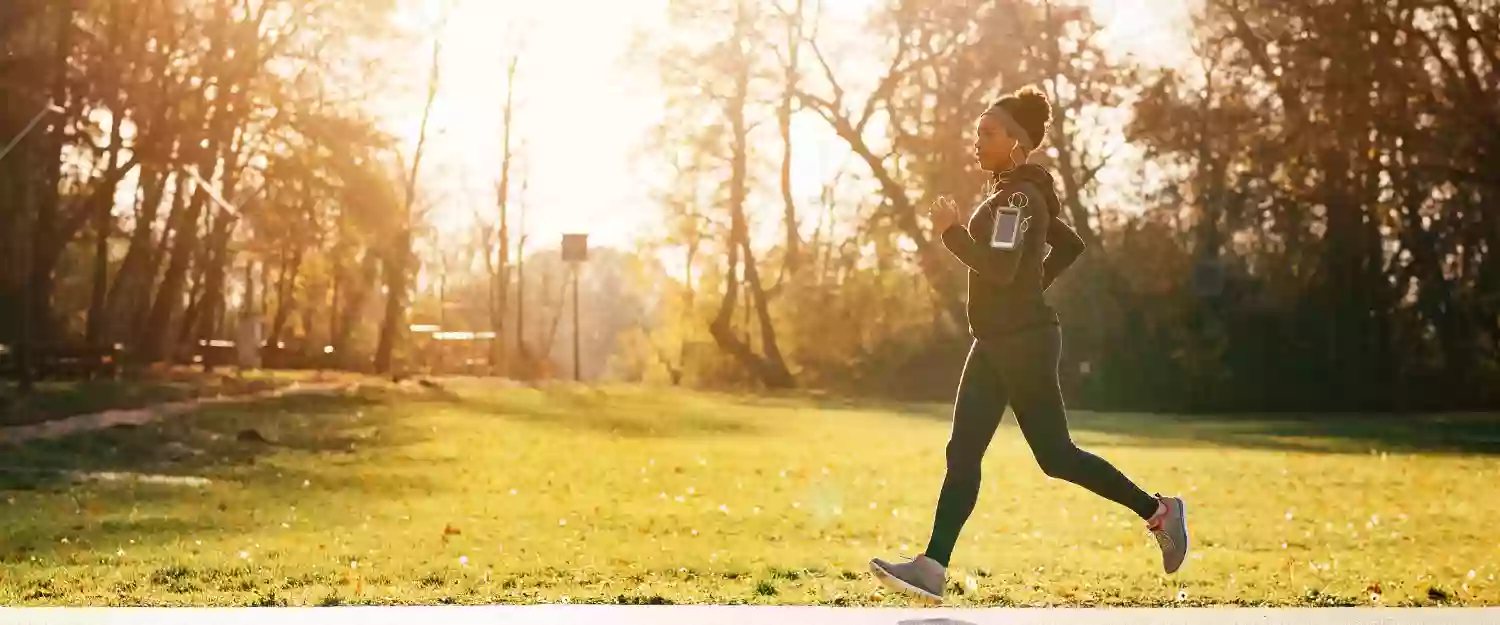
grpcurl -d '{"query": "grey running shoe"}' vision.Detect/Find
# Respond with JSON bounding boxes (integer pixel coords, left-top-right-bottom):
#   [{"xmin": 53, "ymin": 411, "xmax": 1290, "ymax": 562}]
[
  {"xmin": 869, "ymin": 554, "xmax": 946, "ymax": 603},
  {"xmin": 1148, "ymin": 495, "xmax": 1189, "ymax": 574}
]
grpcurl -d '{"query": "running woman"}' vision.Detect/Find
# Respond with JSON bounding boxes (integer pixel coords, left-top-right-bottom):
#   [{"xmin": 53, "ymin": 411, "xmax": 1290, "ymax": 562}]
[{"xmin": 868, "ymin": 85, "xmax": 1189, "ymax": 603}]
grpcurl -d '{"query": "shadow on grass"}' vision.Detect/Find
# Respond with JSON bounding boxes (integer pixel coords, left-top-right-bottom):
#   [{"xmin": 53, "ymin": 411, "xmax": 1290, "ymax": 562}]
[
  {"xmin": 0, "ymin": 370, "xmax": 320, "ymax": 428},
  {"xmin": 1061, "ymin": 410, "xmax": 1500, "ymax": 456},
  {"xmin": 0, "ymin": 388, "xmax": 434, "ymax": 490},
  {"xmin": 854, "ymin": 397, "xmax": 1500, "ymax": 456},
  {"xmin": 0, "ymin": 387, "xmax": 448, "ymax": 567},
  {"xmin": 440, "ymin": 383, "xmax": 766, "ymax": 439},
  {"xmin": 694, "ymin": 387, "xmax": 1500, "ymax": 456}
]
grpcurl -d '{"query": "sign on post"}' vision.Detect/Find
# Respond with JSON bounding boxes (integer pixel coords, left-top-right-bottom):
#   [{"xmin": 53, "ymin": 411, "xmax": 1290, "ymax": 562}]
[
  {"xmin": 562, "ymin": 233, "xmax": 589, "ymax": 382},
  {"xmin": 561, "ymin": 233, "xmax": 588, "ymax": 263}
]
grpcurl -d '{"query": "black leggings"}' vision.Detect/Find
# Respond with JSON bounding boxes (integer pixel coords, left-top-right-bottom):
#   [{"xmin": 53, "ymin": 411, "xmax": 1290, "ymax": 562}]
[{"xmin": 923, "ymin": 325, "xmax": 1159, "ymax": 567}]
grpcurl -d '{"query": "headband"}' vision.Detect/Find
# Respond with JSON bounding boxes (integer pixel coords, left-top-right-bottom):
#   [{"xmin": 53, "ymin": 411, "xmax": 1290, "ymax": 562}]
[{"xmin": 982, "ymin": 104, "xmax": 1035, "ymax": 153}]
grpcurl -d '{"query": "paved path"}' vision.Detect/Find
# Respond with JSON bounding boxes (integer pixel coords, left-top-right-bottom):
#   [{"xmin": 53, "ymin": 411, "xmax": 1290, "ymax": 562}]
[
  {"xmin": 0, "ymin": 382, "xmax": 352, "ymax": 445},
  {"xmin": 3, "ymin": 606, "xmax": 1497, "ymax": 624}
]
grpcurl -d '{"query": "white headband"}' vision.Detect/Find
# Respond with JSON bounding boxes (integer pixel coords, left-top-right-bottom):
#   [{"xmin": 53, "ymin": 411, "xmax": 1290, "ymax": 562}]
[{"xmin": 983, "ymin": 104, "xmax": 1035, "ymax": 153}]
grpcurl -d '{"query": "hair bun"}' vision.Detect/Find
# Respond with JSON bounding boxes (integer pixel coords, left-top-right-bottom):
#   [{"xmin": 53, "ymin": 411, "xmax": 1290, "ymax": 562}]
[{"xmin": 1012, "ymin": 85, "xmax": 1052, "ymax": 130}]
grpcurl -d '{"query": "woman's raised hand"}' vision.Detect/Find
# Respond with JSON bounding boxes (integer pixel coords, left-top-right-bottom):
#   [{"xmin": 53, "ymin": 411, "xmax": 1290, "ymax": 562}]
[{"xmin": 928, "ymin": 195, "xmax": 960, "ymax": 234}]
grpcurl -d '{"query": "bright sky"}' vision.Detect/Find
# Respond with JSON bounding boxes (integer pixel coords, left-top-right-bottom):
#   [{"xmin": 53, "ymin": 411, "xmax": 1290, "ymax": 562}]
[{"xmin": 385, "ymin": 0, "xmax": 1197, "ymax": 254}]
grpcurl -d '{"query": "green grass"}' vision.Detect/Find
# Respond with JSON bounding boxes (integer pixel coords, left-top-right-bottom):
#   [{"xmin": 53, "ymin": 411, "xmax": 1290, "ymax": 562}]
[{"xmin": 1, "ymin": 378, "xmax": 1497, "ymax": 607}]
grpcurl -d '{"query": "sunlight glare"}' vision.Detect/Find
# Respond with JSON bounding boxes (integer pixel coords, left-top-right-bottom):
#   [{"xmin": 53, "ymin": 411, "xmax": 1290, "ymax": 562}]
[
  {"xmin": 378, "ymin": 0, "xmax": 1195, "ymax": 252},
  {"xmin": 1088, "ymin": 0, "xmax": 1196, "ymax": 64},
  {"xmin": 383, "ymin": 0, "xmax": 669, "ymax": 249}
]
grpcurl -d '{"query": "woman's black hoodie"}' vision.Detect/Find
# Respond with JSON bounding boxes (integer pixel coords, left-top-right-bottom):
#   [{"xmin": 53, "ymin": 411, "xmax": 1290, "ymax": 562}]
[{"xmin": 940, "ymin": 164, "xmax": 1084, "ymax": 340}]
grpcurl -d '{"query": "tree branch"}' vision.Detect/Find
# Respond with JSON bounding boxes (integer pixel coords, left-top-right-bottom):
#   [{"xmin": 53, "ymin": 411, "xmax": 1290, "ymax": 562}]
[
  {"xmin": 806, "ymin": 38, "xmax": 846, "ymax": 111},
  {"xmin": 1079, "ymin": 144, "xmax": 1119, "ymax": 189},
  {"xmin": 855, "ymin": 37, "xmax": 910, "ymax": 134}
]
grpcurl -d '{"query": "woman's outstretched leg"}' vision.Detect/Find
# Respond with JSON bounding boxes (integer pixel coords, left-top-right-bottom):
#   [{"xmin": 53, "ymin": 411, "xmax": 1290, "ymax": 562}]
[
  {"xmin": 925, "ymin": 342, "xmax": 1011, "ymax": 566},
  {"xmin": 870, "ymin": 342, "xmax": 1009, "ymax": 601},
  {"xmin": 991, "ymin": 325, "xmax": 1190, "ymax": 573}
]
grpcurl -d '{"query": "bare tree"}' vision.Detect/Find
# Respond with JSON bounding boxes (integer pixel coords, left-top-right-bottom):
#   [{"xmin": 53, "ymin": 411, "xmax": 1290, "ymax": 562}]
[
  {"xmin": 702, "ymin": 0, "xmax": 794, "ymax": 388},
  {"xmin": 491, "ymin": 50, "xmax": 519, "ymax": 374},
  {"xmin": 375, "ymin": 12, "xmax": 445, "ymax": 375}
]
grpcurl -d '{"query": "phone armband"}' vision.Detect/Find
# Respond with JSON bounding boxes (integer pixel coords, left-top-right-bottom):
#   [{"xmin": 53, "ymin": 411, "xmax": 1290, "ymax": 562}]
[{"xmin": 990, "ymin": 207, "xmax": 1025, "ymax": 249}]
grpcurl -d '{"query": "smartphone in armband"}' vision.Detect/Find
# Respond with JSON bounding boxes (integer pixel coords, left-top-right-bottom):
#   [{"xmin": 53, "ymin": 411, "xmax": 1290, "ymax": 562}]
[{"xmin": 989, "ymin": 207, "xmax": 1024, "ymax": 249}]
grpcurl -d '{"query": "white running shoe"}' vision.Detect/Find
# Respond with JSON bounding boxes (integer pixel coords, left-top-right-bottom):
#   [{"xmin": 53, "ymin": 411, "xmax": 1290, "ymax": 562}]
[
  {"xmin": 869, "ymin": 554, "xmax": 946, "ymax": 604},
  {"xmin": 1148, "ymin": 495, "xmax": 1189, "ymax": 574}
]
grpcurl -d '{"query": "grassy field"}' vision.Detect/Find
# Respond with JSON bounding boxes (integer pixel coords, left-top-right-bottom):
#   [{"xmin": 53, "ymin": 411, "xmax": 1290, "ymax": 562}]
[{"xmin": 1, "ymin": 378, "xmax": 1497, "ymax": 607}]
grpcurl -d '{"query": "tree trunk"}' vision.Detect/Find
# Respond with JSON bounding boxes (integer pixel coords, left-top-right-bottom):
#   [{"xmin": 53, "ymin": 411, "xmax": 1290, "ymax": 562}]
[
  {"xmin": 778, "ymin": 0, "xmax": 804, "ymax": 272},
  {"xmin": 141, "ymin": 2, "xmax": 232, "ymax": 363},
  {"xmin": 329, "ymin": 227, "xmax": 343, "ymax": 355},
  {"xmin": 132, "ymin": 172, "xmax": 185, "ymax": 341},
  {"xmin": 106, "ymin": 164, "xmax": 164, "ymax": 339},
  {"xmin": 707, "ymin": 0, "xmax": 794, "ymax": 390},
  {"xmin": 191, "ymin": 210, "xmax": 238, "ymax": 369},
  {"xmin": 541, "ymin": 272, "xmax": 567, "ymax": 361},
  {"xmin": 177, "ymin": 259, "xmax": 208, "ymax": 353},
  {"xmin": 192, "ymin": 141, "xmax": 250, "ymax": 367},
  {"xmin": 741, "ymin": 237, "xmax": 794, "ymax": 387},
  {"xmin": 269, "ymin": 242, "xmax": 303, "ymax": 347},
  {"xmin": 376, "ymin": 30, "xmax": 441, "ymax": 375},
  {"xmin": 85, "ymin": 0, "xmax": 127, "ymax": 348},
  {"xmin": 375, "ymin": 229, "xmax": 409, "ymax": 375},
  {"xmin": 334, "ymin": 250, "xmax": 378, "ymax": 368},
  {"xmin": 24, "ymin": 0, "xmax": 78, "ymax": 357},
  {"xmin": 143, "ymin": 183, "xmax": 210, "ymax": 362},
  {"xmin": 492, "ymin": 53, "xmax": 518, "ymax": 374}
]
